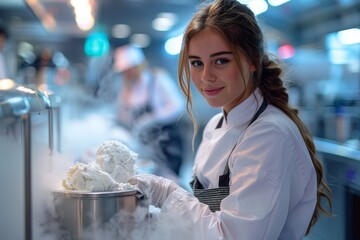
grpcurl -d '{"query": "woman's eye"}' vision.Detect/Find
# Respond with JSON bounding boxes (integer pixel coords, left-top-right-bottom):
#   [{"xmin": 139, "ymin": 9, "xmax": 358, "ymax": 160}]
[
  {"xmin": 215, "ymin": 58, "xmax": 229, "ymax": 65},
  {"xmin": 190, "ymin": 60, "xmax": 203, "ymax": 67}
]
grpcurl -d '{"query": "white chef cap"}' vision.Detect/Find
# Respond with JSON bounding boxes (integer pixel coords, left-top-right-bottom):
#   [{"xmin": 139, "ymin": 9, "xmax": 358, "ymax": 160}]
[{"xmin": 113, "ymin": 44, "xmax": 145, "ymax": 72}]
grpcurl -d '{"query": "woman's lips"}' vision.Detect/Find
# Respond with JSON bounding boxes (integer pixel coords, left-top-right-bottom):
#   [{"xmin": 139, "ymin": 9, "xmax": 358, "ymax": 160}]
[{"xmin": 203, "ymin": 87, "xmax": 224, "ymax": 97}]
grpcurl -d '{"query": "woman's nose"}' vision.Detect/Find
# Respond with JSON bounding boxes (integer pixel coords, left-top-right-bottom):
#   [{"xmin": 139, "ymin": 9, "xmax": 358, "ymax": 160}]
[{"xmin": 201, "ymin": 65, "xmax": 216, "ymax": 82}]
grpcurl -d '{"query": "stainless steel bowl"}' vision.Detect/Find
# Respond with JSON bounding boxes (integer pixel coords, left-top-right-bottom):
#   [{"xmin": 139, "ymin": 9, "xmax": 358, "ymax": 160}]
[{"xmin": 53, "ymin": 190, "xmax": 148, "ymax": 240}]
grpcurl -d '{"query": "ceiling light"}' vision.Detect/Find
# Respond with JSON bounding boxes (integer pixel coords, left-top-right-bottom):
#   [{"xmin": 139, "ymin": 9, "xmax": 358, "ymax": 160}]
[
  {"xmin": 0, "ymin": 79, "xmax": 16, "ymax": 90},
  {"xmin": 76, "ymin": 15, "xmax": 94, "ymax": 31},
  {"xmin": 164, "ymin": 34, "xmax": 183, "ymax": 55},
  {"xmin": 111, "ymin": 24, "xmax": 131, "ymax": 38},
  {"xmin": 238, "ymin": 0, "xmax": 268, "ymax": 15},
  {"xmin": 130, "ymin": 34, "xmax": 151, "ymax": 48},
  {"xmin": 247, "ymin": 0, "xmax": 268, "ymax": 15},
  {"xmin": 277, "ymin": 44, "xmax": 295, "ymax": 59},
  {"xmin": 267, "ymin": 0, "xmax": 290, "ymax": 7},
  {"xmin": 152, "ymin": 18, "xmax": 173, "ymax": 31},
  {"xmin": 337, "ymin": 28, "xmax": 360, "ymax": 45},
  {"xmin": 152, "ymin": 12, "xmax": 177, "ymax": 31},
  {"xmin": 71, "ymin": 0, "xmax": 95, "ymax": 31},
  {"xmin": 26, "ymin": 0, "xmax": 57, "ymax": 29},
  {"xmin": 237, "ymin": 0, "xmax": 252, "ymax": 4}
]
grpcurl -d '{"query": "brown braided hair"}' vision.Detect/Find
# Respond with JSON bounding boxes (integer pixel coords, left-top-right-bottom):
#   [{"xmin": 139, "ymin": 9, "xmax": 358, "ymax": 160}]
[{"xmin": 178, "ymin": 0, "xmax": 332, "ymax": 234}]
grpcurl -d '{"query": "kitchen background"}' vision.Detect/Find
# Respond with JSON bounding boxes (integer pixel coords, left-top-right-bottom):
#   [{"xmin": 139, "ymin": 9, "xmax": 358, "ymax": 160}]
[{"xmin": 0, "ymin": 0, "xmax": 360, "ymax": 239}]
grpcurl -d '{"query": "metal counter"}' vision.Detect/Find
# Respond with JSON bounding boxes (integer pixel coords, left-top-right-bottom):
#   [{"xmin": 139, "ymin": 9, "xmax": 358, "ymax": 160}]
[
  {"xmin": 309, "ymin": 138, "xmax": 360, "ymax": 240},
  {"xmin": 0, "ymin": 82, "xmax": 61, "ymax": 240}
]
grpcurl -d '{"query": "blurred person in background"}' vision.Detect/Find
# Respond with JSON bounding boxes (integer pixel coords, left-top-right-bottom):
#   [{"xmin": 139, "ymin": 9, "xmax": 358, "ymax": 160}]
[
  {"xmin": 0, "ymin": 24, "xmax": 8, "ymax": 79},
  {"xmin": 128, "ymin": 0, "xmax": 332, "ymax": 239},
  {"xmin": 32, "ymin": 48, "xmax": 57, "ymax": 89},
  {"xmin": 113, "ymin": 44, "xmax": 185, "ymax": 176},
  {"xmin": 0, "ymin": 24, "xmax": 15, "ymax": 80}
]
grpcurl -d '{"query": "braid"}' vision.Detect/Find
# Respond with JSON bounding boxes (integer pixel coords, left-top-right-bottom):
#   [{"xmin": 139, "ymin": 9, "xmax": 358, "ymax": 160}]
[
  {"xmin": 258, "ymin": 55, "xmax": 332, "ymax": 234},
  {"xmin": 257, "ymin": 55, "xmax": 289, "ymax": 110}
]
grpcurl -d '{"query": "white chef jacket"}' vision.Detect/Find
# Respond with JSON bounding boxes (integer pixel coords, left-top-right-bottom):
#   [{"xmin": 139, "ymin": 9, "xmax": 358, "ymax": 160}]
[
  {"xmin": 116, "ymin": 68, "xmax": 184, "ymax": 129},
  {"xmin": 162, "ymin": 89, "xmax": 317, "ymax": 240}
]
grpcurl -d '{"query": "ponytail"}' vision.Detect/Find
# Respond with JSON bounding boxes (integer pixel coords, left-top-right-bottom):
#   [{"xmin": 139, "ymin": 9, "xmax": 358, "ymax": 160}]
[{"xmin": 258, "ymin": 55, "xmax": 332, "ymax": 234}]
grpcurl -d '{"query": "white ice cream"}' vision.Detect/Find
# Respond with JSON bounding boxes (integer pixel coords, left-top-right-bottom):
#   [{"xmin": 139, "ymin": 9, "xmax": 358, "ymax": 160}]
[
  {"xmin": 61, "ymin": 140, "xmax": 138, "ymax": 192},
  {"xmin": 62, "ymin": 162, "xmax": 117, "ymax": 192},
  {"xmin": 96, "ymin": 140, "xmax": 137, "ymax": 183}
]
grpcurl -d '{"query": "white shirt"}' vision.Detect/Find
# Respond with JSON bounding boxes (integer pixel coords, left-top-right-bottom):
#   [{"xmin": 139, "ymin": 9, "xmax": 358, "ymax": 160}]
[
  {"xmin": 162, "ymin": 89, "xmax": 317, "ymax": 240},
  {"xmin": 117, "ymin": 68, "xmax": 184, "ymax": 129},
  {"xmin": 0, "ymin": 52, "xmax": 6, "ymax": 79}
]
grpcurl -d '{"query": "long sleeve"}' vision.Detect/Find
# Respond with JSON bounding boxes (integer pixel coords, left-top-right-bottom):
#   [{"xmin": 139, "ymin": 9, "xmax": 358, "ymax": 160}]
[{"xmin": 160, "ymin": 90, "xmax": 317, "ymax": 240}]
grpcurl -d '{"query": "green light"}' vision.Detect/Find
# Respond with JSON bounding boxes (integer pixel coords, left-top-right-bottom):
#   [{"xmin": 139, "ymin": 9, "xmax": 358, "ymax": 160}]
[{"xmin": 84, "ymin": 32, "xmax": 110, "ymax": 57}]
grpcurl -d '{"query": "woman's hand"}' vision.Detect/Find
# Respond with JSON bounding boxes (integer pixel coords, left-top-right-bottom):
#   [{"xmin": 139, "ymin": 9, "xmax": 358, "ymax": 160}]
[{"xmin": 128, "ymin": 173, "xmax": 180, "ymax": 208}]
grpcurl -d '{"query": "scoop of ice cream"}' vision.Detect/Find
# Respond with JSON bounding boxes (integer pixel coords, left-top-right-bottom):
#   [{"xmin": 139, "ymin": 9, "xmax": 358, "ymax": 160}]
[
  {"xmin": 116, "ymin": 182, "xmax": 137, "ymax": 191},
  {"xmin": 96, "ymin": 140, "xmax": 137, "ymax": 183},
  {"xmin": 62, "ymin": 162, "xmax": 117, "ymax": 192}
]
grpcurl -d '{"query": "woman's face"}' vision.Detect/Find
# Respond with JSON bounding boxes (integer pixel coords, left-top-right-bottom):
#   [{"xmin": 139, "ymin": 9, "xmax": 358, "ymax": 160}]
[
  {"xmin": 123, "ymin": 65, "xmax": 142, "ymax": 82},
  {"xmin": 188, "ymin": 28, "xmax": 255, "ymax": 113}
]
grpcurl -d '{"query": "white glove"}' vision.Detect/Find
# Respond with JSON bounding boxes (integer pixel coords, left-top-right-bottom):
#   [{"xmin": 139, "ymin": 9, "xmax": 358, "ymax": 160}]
[
  {"xmin": 128, "ymin": 173, "xmax": 180, "ymax": 208},
  {"xmin": 146, "ymin": 205, "xmax": 161, "ymax": 228}
]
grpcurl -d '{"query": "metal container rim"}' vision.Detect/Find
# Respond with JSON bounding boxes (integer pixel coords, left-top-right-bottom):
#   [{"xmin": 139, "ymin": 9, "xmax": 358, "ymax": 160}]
[{"xmin": 53, "ymin": 189, "xmax": 139, "ymax": 199}]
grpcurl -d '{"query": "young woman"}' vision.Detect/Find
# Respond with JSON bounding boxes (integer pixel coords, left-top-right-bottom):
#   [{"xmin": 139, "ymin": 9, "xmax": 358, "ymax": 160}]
[{"xmin": 129, "ymin": 0, "xmax": 332, "ymax": 239}]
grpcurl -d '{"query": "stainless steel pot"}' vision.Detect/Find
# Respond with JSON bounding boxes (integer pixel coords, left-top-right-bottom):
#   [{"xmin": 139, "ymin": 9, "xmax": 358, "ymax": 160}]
[{"xmin": 53, "ymin": 190, "xmax": 148, "ymax": 240}]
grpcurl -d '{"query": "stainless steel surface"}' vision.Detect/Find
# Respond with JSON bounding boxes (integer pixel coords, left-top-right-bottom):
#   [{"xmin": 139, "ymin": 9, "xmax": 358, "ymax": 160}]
[
  {"xmin": 23, "ymin": 113, "xmax": 32, "ymax": 239},
  {"xmin": 45, "ymin": 90, "xmax": 61, "ymax": 153},
  {"xmin": 0, "ymin": 84, "xmax": 61, "ymax": 240},
  {"xmin": 0, "ymin": 84, "xmax": 49, "ymax": 118},
  {"xmin": 53, "ymin": 190, "xmax": 148, "ymax": 240},
  {"xmin": 307, "ymin": 138, "xmax": 360, "ymax": 240}
]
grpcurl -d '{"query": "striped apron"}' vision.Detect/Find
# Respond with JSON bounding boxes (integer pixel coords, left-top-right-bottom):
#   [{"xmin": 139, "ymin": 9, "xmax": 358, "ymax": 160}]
[{"xmin": 191, "ymin": 99, "xmax": 268, "ymax": 212}]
